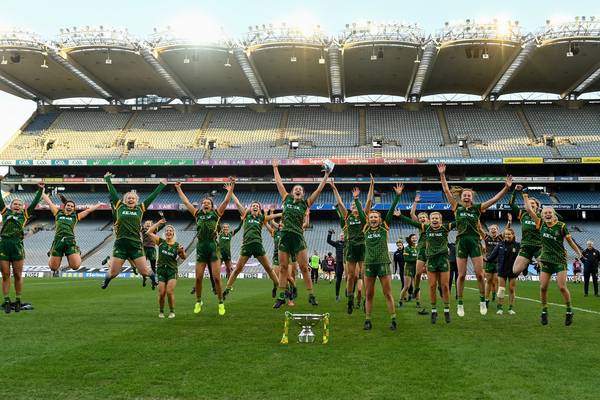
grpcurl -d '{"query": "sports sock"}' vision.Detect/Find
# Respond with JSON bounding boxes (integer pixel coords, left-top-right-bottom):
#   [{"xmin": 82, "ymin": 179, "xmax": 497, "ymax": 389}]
[
  {"xmin": 306, "ymin": 288, "xmax": 314, "ymax": 295},
  {"xmin": 278, "ymin": 291, "xmax": 285, "ymax": 300},
  {"xmin": 497, "ymin": 303, "xmax": 503, "ymax": 310},
  {"xmin": 509, "ymin": 304, "xmax": 513, "ymax": 310},
  {"xmin": 492, "ymin": 292, "xmax": 496, "ymax": 301},
  {"xmin": 219, "ymin": 300, "xmax": 223, "ymax": 304},
  {"xmin": 542, "ymin": 305, "xmax": 548, "ymax": 313},
  {"xmin": 479, "ymin": 295, "xmax": 485, "ymax": 302},
  {"xmin": 443, "ymin": 303, "xmax": 449, "ymax": 312},
  {"xmin": 566, "ymin": 302, "xmax": 572, "ymax": 313},
  {"xmin": 365, "ymin": 314, "xmax": 371, "ymax": 320},
  {"xmin": 390, "ymin": 313, "xmax": 396, "ymax": 321},
  {"xmin": 458, "ymin": 298, "xmax": 464, "ymax": 305},
  {"xmin": 3, "ymin": 297, "xmax": 9, "ymax": 302}
]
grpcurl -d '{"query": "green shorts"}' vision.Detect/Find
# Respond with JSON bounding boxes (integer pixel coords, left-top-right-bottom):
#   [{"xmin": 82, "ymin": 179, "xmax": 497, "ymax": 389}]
[
  {"xmin": 484, "ymin": 262, "xmax": 498, "ymax": 274},
  {"xmin": 427, "ymin": 253, "xmax": 449, "ymax": 273},
  {"xmin": 272, "ymin": 252, "xmax": 297, "ymax": 267},
  {"xmin": 417, "ymin": 247, "xmax": 427, "ymax": 262},
  {"xmin": 519, "ymin": 245, "xmax": 541, "ymax": 261},
  {"xmin": 51, "ymin": 237, "xmax": 80, "ymax": 257},
  {"xmin": 113, "ymin": 238, "xmax": 145, "ymax": 260},
  {"xmin": 278, "ymin": 231, "xmax": 306, "ymax": 258},
  {"xmin": 456, "ymin": 236, "xmax": 483, "ymax": 258},
  {"xmin": 365, "ymin": 263, "xmax": 391, "ymax": 278},
  {"xmin": 144, "ymin": 246, "xmax": 157, "ymax": 261},
  {"xmin": 345, "ymin": 243, "xmax": 365, "ymax": 263},
  {"xmin": 541, "ymin": 262, "xmax": 567, "ymax": 275},
  {"xmin": 196, "ymin": 240, "xmax": 220, "ymax": 263},
  {"xmin": 404, "ymin": 262, "xmax": 416, "ymax": 277},
  {"xmin": 220, "ymin": 250, "xmax": 231, "ymax": 263},
  {"xmin": 241, "ymin": 242, "xmax": 266, "ymax": 258},
  {"xmin": 0, "ymin": 238, "xmax": 25, "ymax": 262},
  {"xmin": 157, "ymin": 266, "xmax": 177, "ymax": 282}
]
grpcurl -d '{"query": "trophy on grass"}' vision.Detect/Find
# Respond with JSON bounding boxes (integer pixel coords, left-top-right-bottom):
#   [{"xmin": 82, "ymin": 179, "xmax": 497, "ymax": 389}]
[{"xmin": 281, "ymin": 312, "xmax": 330, "ymax": 344}]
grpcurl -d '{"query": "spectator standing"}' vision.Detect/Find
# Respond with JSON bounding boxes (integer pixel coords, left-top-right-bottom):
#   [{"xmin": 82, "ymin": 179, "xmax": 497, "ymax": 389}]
[
  {"xmin": 582, "ymin": 241, "xmax": 600, "ymax": 296},
  {"xmin": 572, "ymin": 258, "xmax": 582, "ymax": 284},
  {"xmin": 393, "ymin": 240, "xmax": 405, "ymax": 287},
  {"xmin": 327, "ymin": 229, "xmax": 346, "ymax": 302},
  {"xmin": 448, "ymin": 242, "xmax": 458, "ymax": 299},
  {"xmin": 310, "ymin": 252, "xmax": 320, "ymax": 284}
]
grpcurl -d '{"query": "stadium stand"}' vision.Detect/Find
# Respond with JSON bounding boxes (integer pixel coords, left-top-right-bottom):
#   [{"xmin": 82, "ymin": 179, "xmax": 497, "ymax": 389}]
[{"xmin": 1, "ymin": 104, "xmax": 598, "ymax": 160}]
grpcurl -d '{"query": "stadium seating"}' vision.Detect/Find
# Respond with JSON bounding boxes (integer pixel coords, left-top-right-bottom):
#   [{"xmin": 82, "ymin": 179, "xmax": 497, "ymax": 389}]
[
  {"xmin": 205, "ymin": 108, "xmax": 282, "ymax": 148},
  {"xmin": 285, "ymin": 107, "xmax": 359, "ymax": 146}
]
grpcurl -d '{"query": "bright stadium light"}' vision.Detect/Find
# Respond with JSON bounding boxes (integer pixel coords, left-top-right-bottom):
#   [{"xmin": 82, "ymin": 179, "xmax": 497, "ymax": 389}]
[
  {"xmin": 183, "ymin": 56, "xmax": 190, "ymax": 64},
  {"xmin": 163, "ymin": 14, "xmax": 227, "ymax": 45},
  {"xmin": 224, "ymin": 57, "xmax": 231, "ymax": 67},
  {"xmin": 290, "ymin": 55, "xmax": 297, "ymax": 62},
  {"xmin": 318, "ymin": 56, "xmax": 325, "ymax": 64},
  {"xmin": 40, "ymin": 59, "xmax": 48, "ymax": 69},
  {"xmin": 0, "ymin": 56, "xmax": 6, "ymax": 65}
]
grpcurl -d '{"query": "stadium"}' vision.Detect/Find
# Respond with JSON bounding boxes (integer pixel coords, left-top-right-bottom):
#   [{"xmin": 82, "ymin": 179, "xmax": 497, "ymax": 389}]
[{"xmin": 1, "ymin": 8, "xmax": 600, "ymax": 400}]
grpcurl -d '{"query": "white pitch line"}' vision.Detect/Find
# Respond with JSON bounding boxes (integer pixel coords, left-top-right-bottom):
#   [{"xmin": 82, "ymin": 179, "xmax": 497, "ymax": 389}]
[{"xmin": 465, "ymin": 287, "xmax": 600, "ymax": 315}]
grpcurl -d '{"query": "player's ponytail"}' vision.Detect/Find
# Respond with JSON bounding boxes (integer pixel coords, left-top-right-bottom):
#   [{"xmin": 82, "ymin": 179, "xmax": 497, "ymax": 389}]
[{"xmin": 58, "ymin": 193, "xmax": 76, "ymax": 208}]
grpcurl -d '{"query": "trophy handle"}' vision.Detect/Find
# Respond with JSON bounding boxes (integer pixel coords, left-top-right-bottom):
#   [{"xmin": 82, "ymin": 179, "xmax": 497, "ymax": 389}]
[
  {"xmin": 281, "ymin": 314, "xmax": 290, "ymax": 345},
  {"xmin": 322, "ymin": 314, "xmax": 330, "ymax": 344}
]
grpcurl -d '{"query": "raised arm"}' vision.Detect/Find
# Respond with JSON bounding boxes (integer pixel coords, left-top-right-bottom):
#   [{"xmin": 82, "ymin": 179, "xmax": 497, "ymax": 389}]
[
  {"xmin": 481, "ymin": 175, "xmax": 513, "ymax": 211},
  {"xmin": 327, "ymin": 229, "xmax": 337, "ymax": 247},
  {"xmin": 437, "ymin": 163, "xmax": 457, "ymax": 210},
  {"xmin": 307, "ymin": 169, "xmax": 332, "ymax": 207},
  {"xmin": 353, "ymin": 188, "xmax": 366, "ymax": 225},
  {"xmin": 177, "ymin": 244, "xmax": 187, "ymax": 260},
  {"xmin": 522, "ymin": 192, "xmax": 541, "ymax": 225},
  {"xmin": 508, "ymin": 185, "xmax": 522, "ymax": 218},
  {"xmin": 142, "ymin": 178, "xmax": 167, "ymax": 211},
  {"xmin": 303, "ymin": 209, "xmax": 310, "ymax": 229},
  {"xmin": 365, "ymin": 174, "xmax": 375, "ymax": 213},
  {"xmin": 148, "ymin": 218, "xmax": 166, "ymax": 234},
  {"xmin": 233, "ymin": 221, "xmax": 243, "ymax": 236},
  {"xmin": 265, "ymin": 212, "xmax": 282, "ymax": 222},
  {"xmin": 216, "ymin": 179, "xmax": 235, "ymax": 216},
  {"xmin": 27, "ymin": 182, "xmax": 44, "ymax": 216},
  {"xmin": 77, "ymin": 202, "xmax": 104, "ymax": 221},
  {"xmin": 506, "ymin": 212, "xmax": 513, "ymax": 229},
  {"xmin": 566, "ymin": 234, "xmax": 583, "ymax": 259},
  {"xmin": 272, "ymin": 159, "xmax": 288, "ymax": 200},
  {"xmin": 104, "ymin": 172, "xmax": 120, "ymax": 205},
  {"xmin": 410, "ymin": 194, "xmax": 420, "ymax": 222},
  {"xmin": 384, "ymin": 183, "xmax": 403, "ymax": 225},
  {"xmin": 42, "ymin": 190, "xmax": 59, "ymax": 216},
  {"xmin": 174, "ymin": 182, "xmax": 197, "ymax": 215},
  {"xmin": 329, "ymin": 180, "xmax": 348, "ymax": 219},
  {"xmin": 231, "ymin": 193, "xmax": 247, "ymax": 218}
]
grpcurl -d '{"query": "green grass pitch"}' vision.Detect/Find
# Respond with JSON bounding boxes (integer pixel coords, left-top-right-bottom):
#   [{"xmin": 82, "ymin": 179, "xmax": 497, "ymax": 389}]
[{"xmin": 2, "ymin": 277, "xmax": 599, "ymax": 400}]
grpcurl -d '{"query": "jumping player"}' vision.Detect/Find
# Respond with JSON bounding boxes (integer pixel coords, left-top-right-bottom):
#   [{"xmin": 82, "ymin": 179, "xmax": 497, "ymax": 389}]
[
  {"xmin": 509, "ymin": 185, "xmax": 543, "ymax": 276},
  {"xmin": 41, "ymin": 191, "xmax": 103, "ymax": 272},
  {"xmin": 1, "ymin": 181, "xmax": 44, "ymax": 313},
  {"xmin": 355, "ymin": 183, "xmax": 402, "ymax": 331},
  {"xmin": 483, "ymin": 224, "xmax": 503, "ymax": 307},
  {"xmin": 523, "ymin": 192, "xmax": 583, "ymax": 326},
  {"xmin": 272, "ymin": 159, "xmax": 330, "ymax": 308},
  {"xmin": 100, "ymin": 173, "xmax": 165, "ymax": 290},
  {"xmin": 175, "ymin": 179, "xmax": 234, "ymax": 316},
  {"xmin": 218, "ymin": 223, "xmax": 242, "ymax": 279},
  {"xmin": 408, "ymin": 195, "xmax": 429, "ymax": 314},
  {"xmin": 222, "ymin": 195, "xmax": 281, "ymax": 300},
  {"xmin": 398, "ymin": 233, "xmax": 418, "ymax": 307},
  {"xmin": 329, "ymin": 178, "xmax": 373, "ymax": 314},
  {"xmin": 146, "ymin": 219, "xmax": 186, "ymax": 318},
  {"xmin": 437, "ymin": 163, "xmax": 512, "ymax": 317}
]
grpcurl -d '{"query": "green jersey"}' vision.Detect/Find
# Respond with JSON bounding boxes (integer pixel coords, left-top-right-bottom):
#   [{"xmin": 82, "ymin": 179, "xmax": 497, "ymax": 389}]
[
  {"xmin": 509, "ymin": 192, "xmax": 542, "ymax": 247},
  {"xmin": 404, "ymin": 245, "xmax": 418, "ymax": 263},
  {"xmin": 538, "ymin": 221, "xmax": 569, "ymax": 265},
  {"xmin": 422, "ymin": 223, "xmax": 455, "ymax": 258},
  {"xmin": 105, "ymin": 176, "xmax": 165, "ymax": 242},
  {"xmin": 195, "ymin": 209, "xmax": 221, "ymax": 241},
  {"xmin": 281, "ymin": 194, "xmax": 307, "ymax": 236},
  {"xmin": 157, "ymin": 238, "xmax": 180, "ymax": 270},
  {"xmin": 242, "ymin": 212, "xmax": 265, "ymax": 245},
  {"xmin": 454, "ymin": 203, "xmax": 483, "ymax": 238},
  {"xmin": 54, "ymin": 210, "xmax": 78, "ymax": 240},
  {"xmin": 218, "ymin": 223, "xmax": 242, "ymax": 253},
  {"xmin": 0, "ymin": 188, "xmax": 43, "ymax": 240},
  {"xmin": 344, "ymin": 212, "xmax": 365, "ymax": 244},
  {"xmin": 356, "ymin": 195, "xmax": 400, "ymax": 265},
  {"xmin": 335, "ymin": 205, "xmax": 346, "ymax": 229},
  {"xmin": 484, "ymin": 233, "xmax": 504, "ymax": 258},
  {"xmin": 272, "ymin": 229, "xmax": 283, "ymax": 259}
]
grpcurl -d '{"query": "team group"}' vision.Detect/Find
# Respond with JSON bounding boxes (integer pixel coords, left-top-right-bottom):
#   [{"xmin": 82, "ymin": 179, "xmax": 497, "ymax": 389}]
[{"xmin": 0, "ymin": 162, "xmax": 582, "ymax": 328}]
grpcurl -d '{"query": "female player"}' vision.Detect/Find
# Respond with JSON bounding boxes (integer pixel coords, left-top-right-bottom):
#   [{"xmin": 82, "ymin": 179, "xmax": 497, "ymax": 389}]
[
  {"xmin": 1, "ymin": 181, "xmax": 44, "ymax": 313},
  {"xmin": 355, "ymin": 183, "xmax": 401, "ymax": 330},
  {"xmin": 398, "ymin": 234, "xmax": 418, "ymax": 307},
  {"xmin": 142, "ymin": 218, "xmax": 165, "ymax": 288},
  {"xmin": 272, "ymin": 159, "xmax": 331, "ymax": 308},
  {"xmin": 523, "ymin": 192, "xmax": 583, "ymax": 326},
  {"xmin": 218, "ymin": 223, "xmax": 241, "ymax": 279},
  {"xmin": 41, "ymin": 191, "xmax": 103, "ymax": 272},
  {"xmin": 399, "ymin": 201, "xmax": 455, "ymax": 324},
  {"xmin": 486, "ymin": 227, "xmax": 519, "ymax": 315},
  {"xmin": 408, "ymin": 195, "xmax": 429, "ymax": 314},
  {"xmin": 483, "ymin": 224, "xmax": 503, "ymax": 307},
  {"xmin": 508, "ymin": 184, "xmax": 543, "ymax": 276},
  {"xmin": 101, "ymin": 173, "xmax": 166, "ymax": 290},
  {"xmin": 267, "ymin": 218, "xmax": 295, "ymax": 306},
  {"xmin": 146, "ymin": 219, "xmax": 186, "ymax": 319},
  {"xmin": 223, "ymin": 195, "xmax": 281, "ymax": 300},
  {"xmin": 438, "ymin": 163, "xmax": 512, "ymax": 317},
  {"xmin": 329, "ymin": 178, "xmax": 373, "ymax": 314},
  {"xmin": 175, "ymin": 179, "xmax": 234, "ymax": 316}
]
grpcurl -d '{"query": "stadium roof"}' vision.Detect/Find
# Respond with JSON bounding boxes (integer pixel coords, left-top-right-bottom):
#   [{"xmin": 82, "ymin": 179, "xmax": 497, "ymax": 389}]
[{"xmin": 1, "ymin": 17, "xmax": 600, "ymax": 103}]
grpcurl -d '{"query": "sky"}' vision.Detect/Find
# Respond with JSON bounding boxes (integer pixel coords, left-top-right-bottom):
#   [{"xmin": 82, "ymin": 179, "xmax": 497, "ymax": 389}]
[{"xmin": 0, "ymin": 0, "xmax": 599, "ymax": 149}]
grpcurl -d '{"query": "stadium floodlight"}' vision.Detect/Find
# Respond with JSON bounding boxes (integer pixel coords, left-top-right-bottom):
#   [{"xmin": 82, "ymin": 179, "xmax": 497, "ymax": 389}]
[
  {"xmin": 290, "ymin": 55, "xmax": 297, "ymax": 62},
  {"xmin": 372, "ymin": 139, "xmax": 382, "ymax": 148},
  {"xmin": 318, "ymin": 55, "xmax": 325, "ymax": 64},
  {"xmin": 482, "ymin": 48, "xmax": 489, "ymax": 59},
  {"xmin": 40, "ymin": 59, "xmax": 48, "ymax": 69},
  {"xmin": 183, "ymin": 56, "xmax": 190, "ymax": 64},
  {"xmin": 566, "ymin": 50, "xmax": 574, "ymax": 57},
  {"xmin": 290, "ymin": 140, "xmax": 299, "ymax": 149},
  {"xmin": 370, "ymin": 54, "xmax": 377, "ymax": 61},
  {"xmin": 224, "ymin": 57, "xmax": 231, "ymax": 67},
  {"xmin": 0, "ymin": 56, "xmax": 6, "ymax": 65},
  {"xmin": 458, "ymin": 136, "xmax": 467, "ymax": 148}
]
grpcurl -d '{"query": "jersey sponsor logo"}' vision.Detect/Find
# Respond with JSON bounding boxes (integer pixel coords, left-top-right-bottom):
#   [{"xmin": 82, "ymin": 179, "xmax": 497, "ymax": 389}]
[
  {"xmin": 366, "ymin": 232, "xmax": 383, "ymax": 240},
  {"xmin": 121, "ymin": 210, "xmax": 140, "ymax": 216},
  {"xmin": 541, "ymin": 231, "xmax": 561, "ymax": 241}
]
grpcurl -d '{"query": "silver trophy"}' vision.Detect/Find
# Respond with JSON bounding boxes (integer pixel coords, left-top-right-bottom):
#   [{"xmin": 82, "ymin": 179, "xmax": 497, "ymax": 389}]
[
  {"xmin": 322, "ymin": 159, "xmax": 335, "ymax": 174},
  {"xmin": 281, "ymin": 312, "xmax": 330, "ymax": 344}
]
